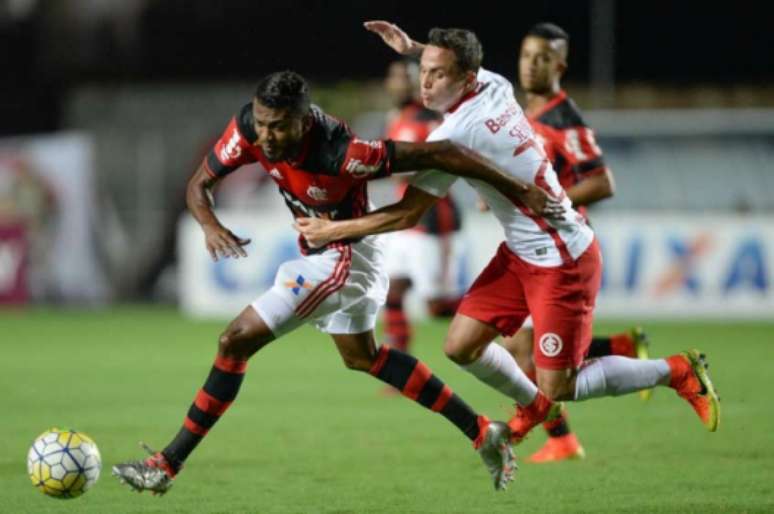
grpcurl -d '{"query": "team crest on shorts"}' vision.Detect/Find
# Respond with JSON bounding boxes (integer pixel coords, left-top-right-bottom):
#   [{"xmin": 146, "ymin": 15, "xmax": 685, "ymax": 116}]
[
  {"xmin": 539, "ymin": 333, "xmax": 563, "ymax": 357},
  {"xmin": 284, "ymin": 274, "xmax": 314, "ymax": 295}
]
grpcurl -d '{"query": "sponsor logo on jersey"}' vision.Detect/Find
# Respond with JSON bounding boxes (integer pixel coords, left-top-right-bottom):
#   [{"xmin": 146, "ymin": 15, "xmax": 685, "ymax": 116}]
[
  {"xmin": 345, "ymin": 159, "xmax": 382, "ymax": 178},
  {"xmin": 268, "ymin": 168, "xmax": 284, "ymax": 180},
  {"xmin": 352, "ymin": 138, "xmax": 383, "ymax": 149},
  {"xmin": 538, "ymin": 332, "xmax": 563, "ymax": 357},
  {"xmin": 306, "ymin": 185, "xmax": 328, "ymax": 201},
  {"xmin": 220, "ymin": 128, "xmax": 242, "ymax": 161},
  {"xmin": 279, "ymin": 188, "xmax": 338, "ymax": 219},
  {"xmin": 284, "ymin": 274, "xmax": 314, "ymax": 296}
]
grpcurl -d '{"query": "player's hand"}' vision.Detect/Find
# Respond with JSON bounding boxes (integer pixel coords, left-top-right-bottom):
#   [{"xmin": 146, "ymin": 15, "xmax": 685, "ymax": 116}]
[
  {"xmin": 203, "ymin": 224, "xmax": 251, "ymax": 261},
  {"xmin": 477, "ymin": 198, "xmax": 491, "ymax": 212},
  {"xmin": 521, "ymin": 185, "xmax": 565, "ymax": 219},
  {"xmin": 364, "ymin": 20, "xmax": 420, "ymax": 56},
  {"xmin": 293, "ymin": 217, "xmax": 335, "ymax": 249}
]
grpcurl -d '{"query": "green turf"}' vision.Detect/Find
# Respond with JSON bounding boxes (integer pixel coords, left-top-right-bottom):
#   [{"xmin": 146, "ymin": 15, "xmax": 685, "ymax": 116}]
[{"xmin": 2, "ymin": 306, "xmax": 773, "ymax": 513}]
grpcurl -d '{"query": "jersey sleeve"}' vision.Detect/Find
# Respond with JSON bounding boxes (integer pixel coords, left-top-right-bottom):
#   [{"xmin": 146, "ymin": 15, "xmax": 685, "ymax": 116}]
[
  {"xmin": 567, "ymin": 126, "xmax": 606, "ymax": 178},
  {"xmin": 204, "ymin": 107, "xmax": 257, "ymax": 178},
  {"xmin": 337, "ymin": 137, "xmax": 395, "ymax": 181}
]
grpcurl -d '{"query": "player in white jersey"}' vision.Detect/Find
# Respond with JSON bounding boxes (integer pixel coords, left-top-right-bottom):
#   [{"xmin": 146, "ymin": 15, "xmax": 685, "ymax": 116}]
[{"xmin": 296, "ymin": 21, "xmax": 720, "ymax": 445}]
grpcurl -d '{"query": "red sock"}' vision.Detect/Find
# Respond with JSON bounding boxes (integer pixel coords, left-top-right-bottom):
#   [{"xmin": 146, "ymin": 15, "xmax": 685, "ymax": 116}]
[
  {"xmin": 383, "ymin": 306, "xmax": 411, "ymax": 352},
  {"xmin": 609, "ymin": 332, "xmax": 636, "ymax": 357}
]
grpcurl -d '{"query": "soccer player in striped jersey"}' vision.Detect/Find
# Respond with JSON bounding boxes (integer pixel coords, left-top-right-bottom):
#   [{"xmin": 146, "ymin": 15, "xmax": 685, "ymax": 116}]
[
  {"xmin": 111, "ymin": 70, "xmax": 561, "ymax": 494},
  {"xmin": 297, "ymin": 22, "xmax": 719, "ymax": 459},
  {"xmin": 500, "ymin": 22, "xmax": 652, "ymax": 463}
]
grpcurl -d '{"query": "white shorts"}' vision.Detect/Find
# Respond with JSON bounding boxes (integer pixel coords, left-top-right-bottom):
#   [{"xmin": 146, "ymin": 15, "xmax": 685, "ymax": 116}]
[
  {"xmin": 251, "ymin": 236, "xmax": 388, "ymax": 336},
  {"xmin": 382, "ymin": 229, "xmax": 462, "ymax": 299}
]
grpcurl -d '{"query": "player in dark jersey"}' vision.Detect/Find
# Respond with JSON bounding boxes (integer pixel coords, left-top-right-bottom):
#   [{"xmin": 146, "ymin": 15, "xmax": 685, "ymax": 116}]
[
  {"xmin": 381, "ymin": 60, "xmax": 464, "ymax": 359},
  {"xmin": 111, "ymin": 71, "xmax": 563, "ymax": 494},
  {"xmin": 502, "ymin": 22, "xmax": 651, "ymax": 463}
]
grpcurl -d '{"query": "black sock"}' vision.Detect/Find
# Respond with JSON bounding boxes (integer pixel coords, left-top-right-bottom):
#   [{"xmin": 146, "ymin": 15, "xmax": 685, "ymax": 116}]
[
  {"xmin": 586, "ymin": 337, "xmax": 612, "ymax": 358},
  {"xmin": 369, "ymin": 346, "xmax": 481, "ymax": 441},
  {"xmin": 162, "ymin": 354, "xmax": 247, "ymax": 472}
]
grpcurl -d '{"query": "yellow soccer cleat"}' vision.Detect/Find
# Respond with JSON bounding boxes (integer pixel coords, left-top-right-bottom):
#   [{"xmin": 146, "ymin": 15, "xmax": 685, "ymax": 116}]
[{"xmin": 630, "ymin": 327, "xmax": 654, "ymax": 400}]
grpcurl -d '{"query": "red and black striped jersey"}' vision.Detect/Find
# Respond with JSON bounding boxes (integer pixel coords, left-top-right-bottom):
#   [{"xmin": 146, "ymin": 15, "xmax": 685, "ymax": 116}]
[
  {"xmin": 205, "ymin": 103, "xmax": 395, "ymax": 254},
  {"xmin": 528, "ymin": 91, "xmax": 606, "ymax": 220},
  {"xmin": 386, "ymin": 102, "xmax": 462, "ymax": 235}
]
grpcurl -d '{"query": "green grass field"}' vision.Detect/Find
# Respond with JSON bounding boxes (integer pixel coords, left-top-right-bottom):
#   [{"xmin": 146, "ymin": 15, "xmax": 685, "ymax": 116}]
[{"xmin": 2, "ymin": 307, "xmax": 773, "ymax": 513}]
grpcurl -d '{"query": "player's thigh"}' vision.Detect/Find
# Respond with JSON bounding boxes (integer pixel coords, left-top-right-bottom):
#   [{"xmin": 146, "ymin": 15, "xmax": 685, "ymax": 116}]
[
  {"xmin": 444, "ymin": 313, "xmax": 503, "ymax": 363},
  {"xmin": 502, "ymin": 323, "xmax": 535, "ymax": 374},
  {"xmin": 456, "ymin": 243, "xmax": 530, "ymax": 340},
  {"xmin": 528, "ymin": 243, "xmax": 601, "ymax": 372},
  {"xmin": 251, "ymin": 248, "xmax": 351, "ymax": 339}
]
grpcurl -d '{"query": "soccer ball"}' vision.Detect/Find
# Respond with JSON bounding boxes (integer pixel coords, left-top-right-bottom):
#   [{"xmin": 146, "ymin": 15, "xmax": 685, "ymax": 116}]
[{"xmin": 27, "ymin": 428, "xmax": 102, "ymax": 498}]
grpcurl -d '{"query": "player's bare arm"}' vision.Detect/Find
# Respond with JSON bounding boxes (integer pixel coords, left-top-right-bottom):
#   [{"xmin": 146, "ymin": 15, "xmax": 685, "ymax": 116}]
[
  {"xmin": 564, "ymin": 168, "xmax": 615, "ymax": 207},
  {"xmin": 364, "ymin": 20, "xmax": 425, "ymax": 57},
  {"xmin": 186, "ymin": 162, "xmax": 251, "ymax": 261},
  {"xmin": 392, "ymin": 140, "xmax": 563, "ymax": 217},
  {"xmin": 294, "ymin": 186, "xmax": 438, "ymax": 248}
]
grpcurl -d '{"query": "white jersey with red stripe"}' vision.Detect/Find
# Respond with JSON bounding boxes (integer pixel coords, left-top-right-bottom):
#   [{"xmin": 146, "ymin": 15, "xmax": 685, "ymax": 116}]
[{"xmin": 410, "ymin": 68, "xmax": 594, "ymax": 267}]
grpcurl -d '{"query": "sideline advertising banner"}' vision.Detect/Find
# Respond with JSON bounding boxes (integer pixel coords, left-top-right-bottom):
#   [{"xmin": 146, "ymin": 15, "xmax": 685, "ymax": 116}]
[{"xmin": 178, "ymin": 211, "xmax": 774, "ymax": 320}]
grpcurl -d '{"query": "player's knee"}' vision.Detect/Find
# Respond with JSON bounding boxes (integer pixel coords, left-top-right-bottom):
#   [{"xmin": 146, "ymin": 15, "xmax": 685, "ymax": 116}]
[
  {"xmin": 537, "ymin": 376, "xmax": 574, "ymax": 402},
  {"xmin": 443, "ymin": 337, "xmax": 479, "ymax": 365},
  {"xmin": 217, "ymin": 321, "xmax": 270, "ymax": 360},
  {"xmin": 339, "ymin": 351, "xmax": 375, "ymax": 372}
]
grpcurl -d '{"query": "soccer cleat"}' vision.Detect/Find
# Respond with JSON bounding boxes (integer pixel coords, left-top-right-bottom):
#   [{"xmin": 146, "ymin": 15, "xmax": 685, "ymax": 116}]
[
  {"xmin": 527, "ymin": 433, "xmax": 586, "ymax": 464},
  {"xmin": 112, "ymin": 443, "xmax": 176, "ymax": 495},
  {"xmin": 507, "ymin": 393, "xmax": 563, "ymax": 444},
  {"xmin": 631, "ymin": 327, "xmax": 653, "ymax": 400},
  {"xmin": 667, "ymin": 350, "xmax": 720, "ymax": 432},
  {"xmin": 474, "ymin": 419, "xmax": 516, "ymax": 491}
]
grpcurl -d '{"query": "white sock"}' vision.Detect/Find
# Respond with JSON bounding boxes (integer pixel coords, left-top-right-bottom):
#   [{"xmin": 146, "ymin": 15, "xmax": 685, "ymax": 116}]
[
  {"xmin": 462, "ymin": 343, "xmax": 538, "ymax": 406},
  {"xmin": 574, "ymin": 356, "xmax": 671, "ymax": 401}
]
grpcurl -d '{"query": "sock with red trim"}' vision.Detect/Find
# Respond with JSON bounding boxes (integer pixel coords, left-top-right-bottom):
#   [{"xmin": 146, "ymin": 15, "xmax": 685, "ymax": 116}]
[
  {"xmin": 370, "ymin": 345, "xmax": 483, "ymax": 442},
  {"xmin": 586, "ymin": 333, "xmax": 635, "ymax": 358},
  {"xmin": 383, "ymin": 301, "xmax": 411, "ymax": 352},
  {"xmin": 162, "ymin": 354, "xmax": 247, "ymax": 473}
]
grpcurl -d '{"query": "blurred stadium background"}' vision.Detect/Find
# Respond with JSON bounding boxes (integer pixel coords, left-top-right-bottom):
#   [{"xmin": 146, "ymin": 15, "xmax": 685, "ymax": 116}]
[
  {"xmin": 2, "ymin": 1, "xmax": 773, "ymax": 513},
  {"xmin": 2, "ymin": 0, "xmax": 773, "ymax": 313}
]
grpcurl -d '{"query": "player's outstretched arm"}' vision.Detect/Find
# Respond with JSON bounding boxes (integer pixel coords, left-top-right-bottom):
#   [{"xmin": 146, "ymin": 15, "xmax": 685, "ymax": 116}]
[
  {"xmin": 392, "ymin": 140, "xmax": 564, "ymax": 218},
  {"xmin": 186, "ymin": 162, "xmax": 251, "ymax": 261},
  {"xmin": 294, "ymin": 186, "xmax": 438, "ymax": 248},
  {"xmin": 364, "ymin": 20, "xmax": 425, "ymax": 57},
  {"xmin": 565, "ymin": 168, "xmax": 615, "ymax": 207}
]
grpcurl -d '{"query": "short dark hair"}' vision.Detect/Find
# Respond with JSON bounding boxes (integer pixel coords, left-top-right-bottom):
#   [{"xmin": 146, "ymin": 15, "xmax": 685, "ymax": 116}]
[
  {"xmin": 526, "ymin": 22, "xmax": 569, "ymax": 44},
  {"xmin": 254, "ymin": 71, "xmax": 310, "ymax": 116},
  {"xmin": 427, "ymin": 27, "xmax": 483, "ymax": 74}
]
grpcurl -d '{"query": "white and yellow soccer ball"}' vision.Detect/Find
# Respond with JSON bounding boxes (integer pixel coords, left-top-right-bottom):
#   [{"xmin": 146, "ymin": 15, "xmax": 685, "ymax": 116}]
[{"xmin": 27, "ymin": 428, "xmax": 102, "ymax": 498}]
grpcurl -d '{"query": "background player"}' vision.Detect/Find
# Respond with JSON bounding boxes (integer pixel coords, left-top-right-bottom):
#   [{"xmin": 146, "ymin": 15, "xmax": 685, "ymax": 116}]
[
  {"xmin": 296, "ymin": 21, "xmax": 719, "ymax": 449},
  {"xmin": 111, "ymin": 70, "xmax": 561, "ymax": 494},
  {"xmin": 381, "ymin": 59, "xmax": 464, "ymax": 358},
  {"xmin": 500, "ymin": 22, "xmax": 652, "ymax": 463}
]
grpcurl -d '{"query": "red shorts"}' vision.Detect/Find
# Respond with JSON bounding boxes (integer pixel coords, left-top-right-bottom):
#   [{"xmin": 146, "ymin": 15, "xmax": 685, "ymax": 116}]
[{"xmin": 458, "ymin": 239, "xmax": 602, "ymax": 370}]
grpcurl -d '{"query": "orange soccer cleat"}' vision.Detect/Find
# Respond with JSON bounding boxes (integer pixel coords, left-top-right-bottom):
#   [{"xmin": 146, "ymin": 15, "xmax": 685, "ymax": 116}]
[
  {"xmin": 527, "ymin": 433, "xmax": 586, "ymax": 463},
  {"xmin": 666, "ymin": 350, "xmax": 720, "ymax": 432},
  {"xmin": 507, "ymin": 392, "xmax": 562, "ymax": 444}
]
